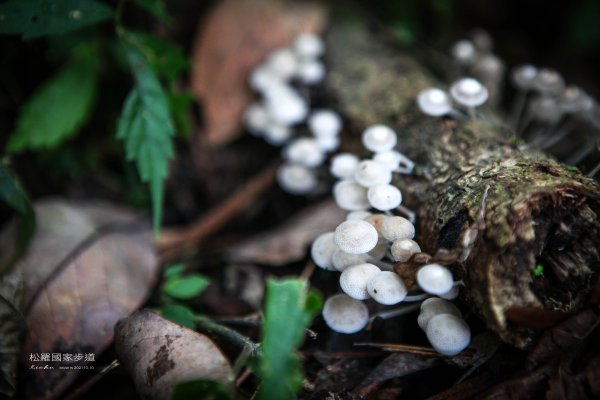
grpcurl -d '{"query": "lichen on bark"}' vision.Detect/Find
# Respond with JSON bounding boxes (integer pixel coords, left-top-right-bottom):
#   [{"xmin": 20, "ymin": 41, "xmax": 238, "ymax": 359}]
[{"xmin": 325, "ymin": 21, "xmax": 600, "ymax": 348}]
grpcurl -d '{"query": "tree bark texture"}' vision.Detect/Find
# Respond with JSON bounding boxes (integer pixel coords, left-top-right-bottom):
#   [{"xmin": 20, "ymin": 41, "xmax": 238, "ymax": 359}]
[{"xmin": 324, "ymin": 22, "xmax": 600, "ymax": 348}]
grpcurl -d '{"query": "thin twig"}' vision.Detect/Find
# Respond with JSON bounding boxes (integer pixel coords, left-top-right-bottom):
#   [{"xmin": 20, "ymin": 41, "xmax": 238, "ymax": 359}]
[{"xmin": 195, "ymin": 316, "xmax": 261, "ymax": 358}]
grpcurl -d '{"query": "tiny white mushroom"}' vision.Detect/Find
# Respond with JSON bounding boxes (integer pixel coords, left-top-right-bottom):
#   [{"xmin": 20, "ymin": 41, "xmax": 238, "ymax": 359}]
[
  {"xmin": 322, "ymin": 294, "xmax": 369, "ymax": 334},
  {"xmin": 332, "ymin": 249, "xmax": 369, "ymax": 272},
  {"xmin": 367, "ymin": 184, "xmax": 402, "ymax": 211},
  {"xmin": 381, "ymin": 216, "xmax": 415, "ymax": 241},
  {"xmin": 363, "ymin": 214, "xmax": 387, "ymax": 238},
  {"xmin": 284, "ymin": 138, "xmax": 325, "ymax": 168},
  {"xmin": 354, "ymin": 160, "xmax": 392, "ymax": 188},
  {"xmin": 450, "ymin": 77, "xmax": 489, "ymax": 109},
  {"xmin": 367, "ymin": 271, "xmax": 407, "ymax": 305},
  {"xmin": 373, "ymin": 150, "xmax": 415, "ymax": 174},
  {"xmin": 308, "ymin": 110, "xmax": 342, "ymax": 138},
  {"xmin": 346, "ymin": 210, "xmax": 372, "ymax": 220},
  {"xmin": 367, "ymin": 238, "xmax": 388, "ymax": 261},
  {"xmin": 315, "ymin": 135, "xmax": 340, "ymax": 153},
  {"xmin": 310, "ymin": 232, "xmax": 338, "ymax": 271},
  {"xmin": 265, "ymin": 48, "xmax": 298, "ymax": 80},
  {"xmin": 330, "ymin": 153, "xmax": 360, "ymax": 179},
  {"xmin": 361, "ymin": 125, "xmax": 398, "ymax": 153},
  {"xmin": 276, "ymin": 163, "xmax": 317, "ymax": 195},
  {"xmin": 390, "ymin": 239, "xmax": 421, "ymax": 262},
  {"xmin": 417, "ymin": 88, "xmax": 453, "ymax": 117},
  {"xmin": 416, "ymin": 264, "xmax": 454, "ymax": 295},
  {"xmin": 426, "ymin": 314, "xmax": 471, "ymax": 356},
  {"xmin": 333, "ymin": 180, "xmax": 370, "ymax": 211},
  {"xmin": 339, "ymin": 263, "xmax": 380, "ymax": 300},
  {"xmin": 533, "ymin": 68, "xmax": 565, "ymax": 96},
  {"xmin": 297, "ymin": 59, "xmax": 326, "ymax": 84},
  {"xmin": 451, "ymin": 39, "xmax": 477, "ymax": 65},
  {"xmin": 263, "ymin": 122, "xmax": 292, "ymax": 145},
  {"xmin": 293, "ymin": 33, "xmax": 325, "ymax": 58},
  {"xmin": 334, "ymin": 220, "xmax": 379, "ymax": 254},
  {"xmin": 439, "ymin": 285, "xmax": 460, "ymax": 300},
  {"xmin": 249, "ymin": 65, "xmax": 283, "ymax": 93},
  {"xmin": 264, "ymin": 85, "xmax": 308, "ymax": 126},
  {"xmin": 417, "ymin": 297, "xmax": 462, "ymax": 330},
  {"xmin": 243, "ymin": 103, "xmax": 271, "ymax": 136}
]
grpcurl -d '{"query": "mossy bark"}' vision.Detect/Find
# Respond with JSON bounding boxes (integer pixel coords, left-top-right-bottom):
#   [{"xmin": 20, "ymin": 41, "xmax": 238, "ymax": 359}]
[{"xmin": 325, "ymin": 23, "xmax": 600, "ymax": 348}]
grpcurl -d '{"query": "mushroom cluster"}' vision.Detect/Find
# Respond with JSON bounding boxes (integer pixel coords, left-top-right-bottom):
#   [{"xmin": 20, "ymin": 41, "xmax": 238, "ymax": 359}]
[
  {"xmin": 243, "ymin": 33, "xmax": 344, "ymax": 195},
  {"xmin": 418, "ymin": 298, "xmax": 471, "ymax": 356},
  {"xmin": 417, "ymin": 77, "xmax": 489, "ymax": 118}
]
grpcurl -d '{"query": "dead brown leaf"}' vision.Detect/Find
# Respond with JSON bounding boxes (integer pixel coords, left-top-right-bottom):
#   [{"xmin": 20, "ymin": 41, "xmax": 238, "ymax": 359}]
[
  {"xmin": 6, "ymin": 199, "xmax": 158, "ymax": 400},
  {"xmin": 114, "ymin": 310, "xmax": 231, "ymax": 400},
  {"xmin": 226, "ymin": 199, "xmax": 345, "ymax": 266},
  {"xmin": 191, "ymin": 0, "xmax": 327, "ymax": 147}
]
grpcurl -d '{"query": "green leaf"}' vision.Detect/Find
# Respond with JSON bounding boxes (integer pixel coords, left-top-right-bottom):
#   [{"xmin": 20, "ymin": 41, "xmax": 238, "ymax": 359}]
[
  {"xmin": 163, "ymin": 263, "xmax": 185, "ymax": 279},
  {"xmin": 0, "ymin": 164, "xmax": 35, "ymax": 273},
  {"xmin": 131, "ymin": 0, "xmax": 168, "ymax": 21},
  {"xmin": 173, "ymin": 379, "xmax": 235, "ymax": 400},
  {"xmin": 117, "ymin": 42, "xmax": 174, "ymax": 234},
  {"xmin": 163, "ymin": 274, "xmax": 209, "ymax": 300},
  {"xmin": 7, "ymin": 46, "xmax": 100, "ymax": 153},
  {"xmin": 160, "ymin": 304, "xmax": 196, "ymax": 329},
  {"xmin": 257, "ymin": 279, "xmax": 322, "ymax": 400},
  {"xmin": 0, "ymin": 0, "xmax": 113, "ymax": 39}
]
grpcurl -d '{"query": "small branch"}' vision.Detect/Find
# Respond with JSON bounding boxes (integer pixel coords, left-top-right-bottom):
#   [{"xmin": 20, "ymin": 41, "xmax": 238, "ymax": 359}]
[{"xmin": 195, "ymin": 316, "xmax": 261, "ymax": 358}]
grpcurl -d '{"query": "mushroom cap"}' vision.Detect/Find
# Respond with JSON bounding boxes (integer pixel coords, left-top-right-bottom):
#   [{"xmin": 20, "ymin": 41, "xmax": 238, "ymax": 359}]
[
  {"xmin": 276, "ymin": 163, "xmax": 317, "ymax": 194},
  {"xmin": 439, "ymin": 285, "xmax": 460, "ymax": 300},
  {"xmin": 264, "ymin": 84, "xmax": 308, "ymax": 126},
  {"xmin": 367, "ymin": 238, "xmax": 387, "ymax": 261},
  {"xmin": 310, "ymin": 232, "xmax": 338, "ymax": 270},
  {"xmin": 529, "ymin": 96, "xmax": 563, "ymax": 124},
  {"xmin": 330, "ymin": 153, "xmax": 360, "ymax": 179},
  {"xmin": 339, "ymin": 263, "xmax": 380, "ymax": 300},
  {"xmin": 284, "ymin": 138, "xmax": 325, "ymax": 168},
  {"xmin": 308, "ymin": 110, "xmax": 342, "ymax": 138},
  {"xmin": 249, "ymin": 65, "xmax": 284, "ymax": 93},
  {"xmin": 533, "ymin": 68, "xmax": 565, "ymax": 95},
  {"xmin": 367, "ymin": 184, "xmax": 402, "ymax": 211},
  {"xmin": 472, "ymin": 54, "xmax": 505, "ymax": 80},
  {"xmin": 426, "ymin": 314, "xmax": 471, "ymax": 356},
  {"xmin": 315, "ymin": 135, "xmax": 340, "ymax": 153},
  {"xmin": 265, "ymin": 47, "xmax": 298, "ymax": 80},
  {"xmin": 354, "ymin": 160, "xmax": 393, "ymax": 188},
  {"xmin": 469, "ymin": 28, "xmax": 493, "ymax": 53},
  {"xmin": 417, "ymin": 298, "xmax": 462, "ymax": 330},
  {"xmin": 293, "ymin": 33, "xmax": 325, "ymax": 58},
  {"xmin": 367, "ymin": 271, "xmax": 407, "ymax": 305},
  {"xmin": 332, "ymin": 249, "xmax": 369, "ymax": 272},
  {"xmin": 450, "ymin": 78, "xmax": 489, "ymax": 108},
  {"xmin": 322, "ymin": 294, "xmax": 369, "ymax": 334},
  {"xmin": 373, "ymin": 150, "xmax": 415, "ymax": 174},
  {"xmin": 334, "ymin": 220, "xmax": 379, "ymax": 254},
  {"xmin": 381, "ymin": 216, "xmax": 415, "ymax": 241},
  {"xmin": 390, "ymin": 238, "xmax": 421, "ymax": 262},
  {"xmin": 333, "ymin": 180, "xmax": 370, "ymax": 211},
  {"xmin": 263, "ymin": 122, "xmax": 292, "ymax": 145},
  {"xmin": 297, "ymin": 59, "xmax": 325, "ymax": 84},
  {"xmin": 558, "ymin": 85, "xmax": 591, "ymax": 113},
  {"xmin": 417, "ymin": 264, "xmax": 454, "ymax": 295},
  {"xmin": 451, "ymin": 39, "xmax": 477, "ymax": 65},
  {"xmin": 511, "ymin": 64, "xmax": 538, "ymax": 90},
  {"xmin": 417, "ymin": 88, "xmax": 453, "ymax": 116},
  {"xmin": 346, "ymin": 210, "xmax": 372, "ymax": 221},
  {"xmin": 243, "ymin": 103, "xmax": 271, "ymax": 136},
  {"xmin": 361, "ymin": 125, "xmax": 398, "ymax": 153},
  {"xmin": 363, "ymin": 214, "xmax": 387, "ymax": 238}
]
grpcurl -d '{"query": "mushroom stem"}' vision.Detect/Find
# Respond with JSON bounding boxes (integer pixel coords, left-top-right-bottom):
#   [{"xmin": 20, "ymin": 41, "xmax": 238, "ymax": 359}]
[
  {"xmin": 396, "ymin": 205, "xmax": 417, "ymax": 224},
  {"xmin": 510, "ymin": 89, "xmax": 528, "ymax": 131},
  {"xmin": 369, "ymin": 302, "xmax": 421, "ymax": 322},
  {"xmin": 404, "ymin": 293, "xmax": 431, "ymax": 302}
]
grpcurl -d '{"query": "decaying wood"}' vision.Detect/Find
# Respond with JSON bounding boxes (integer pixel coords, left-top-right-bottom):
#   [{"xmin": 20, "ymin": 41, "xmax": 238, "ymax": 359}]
[{"xmin": 324, "ymin": 22, "xmax": 600, "ymax": 348}]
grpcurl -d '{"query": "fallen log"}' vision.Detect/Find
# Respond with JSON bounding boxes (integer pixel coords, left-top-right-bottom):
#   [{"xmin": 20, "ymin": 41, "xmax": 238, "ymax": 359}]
[{"xmin": 324, "ymin": 21, "xmax": 600, "ymax": 348}]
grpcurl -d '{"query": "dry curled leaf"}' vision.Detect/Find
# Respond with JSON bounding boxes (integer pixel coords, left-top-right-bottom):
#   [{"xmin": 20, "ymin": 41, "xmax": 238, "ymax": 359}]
[
  {"xmin": 114, "ymin": 309, "xmax": 231, "ymax": 400},
  {"xmin": 3, "ymin": 199, "xmax": 158, "ymax": 400},
  {"xmin": 191, "ymin": 0, "xmax": 326, "ymax": 146},
  {"xmin": 226, "ymin": 199, "xmax": 345, "ymax": 266}
]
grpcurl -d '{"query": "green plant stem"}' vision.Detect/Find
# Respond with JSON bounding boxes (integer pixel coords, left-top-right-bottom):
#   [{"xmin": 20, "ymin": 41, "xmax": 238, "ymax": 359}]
[{"xmin": 195, "ymin": 316, "xmax": 261, "ymax": 358}]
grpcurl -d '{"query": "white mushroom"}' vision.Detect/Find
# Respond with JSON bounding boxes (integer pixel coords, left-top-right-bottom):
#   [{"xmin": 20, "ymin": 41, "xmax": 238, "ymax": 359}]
[
  {"xmin": 249, "ymin": 65, "xmax": 283, "ymax": 93},
  {"xmin": 263, "ymin": 122, "xmax": 292, "ymax": 145},
  {"xmin": 346, "ymin": 210, "xmax": 372, "ymax": 220},
  {"xmin": 293, "ymin": 33, "xmax": 325, "ymax": 58},
  {"xmin": 450, "ymin": 77, "xmax": 489, "ymax": 109},
  {"xmin": 426, "ymin": 314, "xmax": 471, "ymax": 356},
  {"xmin": 390, "ymin": 239, "xmax": 421, "ymax": 262},
  {"xmin": 334, "ymin": 220, "xmax": 379, "ymax": 254},
  {"xmin": 373, "ymin": 150, "xmax": 415, "ymax": 174},
  {"xmin": 381, "ymin": 216, "xmax": 415, "ymax": 241},
  {"xmin": 512, "ymin": 64, "xmax": 538, "ymax": 90},
  {"xmin": 363, "ymin": 214, "xmax": 387, "ymax": 238},
  {"xmin": 417, "ymin": 297, "xmax": 462, "ymax": 330},
  {"xmin": 367, "ymin": 271, "xmax": 407, "ymax": 305},
  {"xmin": 276, "ymin": 163, "xmax": 317, "ymax": 194},
  {"xmin": 416, "ymin": 264, "xmax": 454, "ymax": 295},
  {"xmin": 339, "ymin": 263, "xmax": 380, "ymax": 300},
  {"xmin": 322, "ymin": 294, "xmax": 369, "ymax": 334},
  {"xmin": 361, "ymin": 125, "xmax": 397, "ymax": 153},
  {"xmin": 367, "ymin": 184, "xmax": 402, "ymax": 211},
  {"xmin": 417, "ymin": 88, "xmax": 453, "ymax": 117},
  {"xmin": 310, "ymin": 232, "xmax": 338, "ymax": 271},
  {"xmin": 264, "ymin": 84, "xmax": 308, "ymax": 126},
  {"xmin": 265, "ymin": 48, "xmax": 298, "ymax": 80},
  {"xmin": 283, "ymin": 138, "xmax": 325, "ymax": 168},
  {"xmin": 243, "ymin": 103, "xmax": 270, "ymax": 136},
  {"xmin": 533, "ymin": 68, "xmax": 565, "ymax": 96},
  {"xmin": 451, "ymin": 39, "xmax": 477, "ymax": 65},
  {"xmin": 354, "ymin": 160, "xmax": 392, "ymax": 188},
  {"xmin": 333, "ymin": 180, "xmax": 370, "ymax": 211},
  {"xmin": 332, "ymin": 249, "xmax": 369, "ymax": 272},
  {"xmin": 308, "ymin": 110, "xmax": 342, "ymax": 138},
  {"xmin": 367, "ymin": 238, "xmax": 387, "ymax": 261},
  {"xmin": 439, "ymin": 285, "xmax": 460, "ymax": 300},
  {"xmin": 297, "ymin": 59, "xmax": 326, "ymax": 84},
  {"xmin": 330, "ymin": 153, "xmax": 360, "ymax": 179},
  {"xmin": 315, "ymin": 135, "xmax": 340, "ymax": 153}
]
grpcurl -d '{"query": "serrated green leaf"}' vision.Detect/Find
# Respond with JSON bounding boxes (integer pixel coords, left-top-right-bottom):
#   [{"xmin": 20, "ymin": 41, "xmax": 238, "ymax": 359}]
[
  {"xmin": 163, "ymin": 274, "xmax": 209, "ymax": 299},
  {"xmin": 0, "ymin": 0, "xmax": 113, "ymax": 39},
  {"xmin": 258, "ymin": 279, "xmax": 322, "ymax": 400},
  {"xmin": 173, "ymin": 379, "xmax": 235, "ymax": 400},
  {"xmin": 131, "ymin": 0, "xmax": 168, "ymax": 21},
  {"xmin": 117, "ymin": 42, "xmax": 174, "ymax": 234},
  {"xmin": 7, "ymin": 48, "xmax": 100, "ymax": 153},
  {"xmin": 160, "ymin": 304, "xmax": 196, "ymax": 329},
  {"xmin": 0, "ymin": 164, "xmax": 35, "ymax": 273}
]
